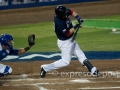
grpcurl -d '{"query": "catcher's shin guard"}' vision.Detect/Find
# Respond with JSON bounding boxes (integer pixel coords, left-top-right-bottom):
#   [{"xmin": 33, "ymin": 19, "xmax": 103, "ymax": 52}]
[{"xmin": 0, "ymin": 66, "xmax": 12, "ymax": 77}]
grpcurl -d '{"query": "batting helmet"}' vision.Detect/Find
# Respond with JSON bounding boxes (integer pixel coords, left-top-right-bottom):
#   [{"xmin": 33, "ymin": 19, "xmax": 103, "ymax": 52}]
[
  {"xmin": 0, "ymin": 34, "xmax": 13, "ymax": 50},
  {"xmin": 55, "ymin": 5, "xmax": 67, "ymax": 18}
]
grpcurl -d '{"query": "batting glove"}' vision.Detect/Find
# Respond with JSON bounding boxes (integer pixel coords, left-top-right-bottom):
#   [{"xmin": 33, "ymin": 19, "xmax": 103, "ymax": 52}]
[
  {"xmin": 75, "ymin": 15, "xmax": 84, "ymax": 24},
  {"xmin": 73, "ymin": 24, "xmax": 80, "ymax": 30}
]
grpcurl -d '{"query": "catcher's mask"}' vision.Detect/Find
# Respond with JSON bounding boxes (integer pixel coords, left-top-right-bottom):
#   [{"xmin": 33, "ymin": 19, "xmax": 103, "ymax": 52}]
[
  {"xmin": 0, "ymin": 34, "xmax": 14, "ymax": 50},
  {"xmin": 55, "ymin": 5, "xmax": 67, "ymax": 19}
]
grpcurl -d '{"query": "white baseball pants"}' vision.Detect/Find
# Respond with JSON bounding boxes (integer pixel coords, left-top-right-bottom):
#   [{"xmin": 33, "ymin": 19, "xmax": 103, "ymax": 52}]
[{"xmin": 42, "ymin": 37, "xmax": 87, "ymax": 72}]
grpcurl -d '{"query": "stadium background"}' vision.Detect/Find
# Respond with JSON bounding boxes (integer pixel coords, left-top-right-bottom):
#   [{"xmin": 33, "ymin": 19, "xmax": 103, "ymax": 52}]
[
  {"xmin": 0, "ymin": 0, "xmax": 120, "ymax": 26},
  {"xmin": 0, "ymin": 0, "xmax": 120, "ymax": 90}
]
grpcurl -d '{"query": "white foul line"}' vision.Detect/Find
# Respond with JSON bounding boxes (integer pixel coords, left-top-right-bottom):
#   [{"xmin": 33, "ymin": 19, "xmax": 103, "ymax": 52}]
[
  {"xmin": 72, "ymin": 19, "xmax": 120, "ymax": 30},
  {"xmin": 78, "ymin": 87, "xmax": 120, "ymax": 89},
  {"xmin": 70, "ymin": 79, "xmax": 90, "ymax": 83}
]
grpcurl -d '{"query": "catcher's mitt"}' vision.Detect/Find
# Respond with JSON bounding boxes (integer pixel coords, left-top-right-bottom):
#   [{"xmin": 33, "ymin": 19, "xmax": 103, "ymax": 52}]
[{"xmin": 28, "ymin": 34, "xmax": 35, "ymax": 46}]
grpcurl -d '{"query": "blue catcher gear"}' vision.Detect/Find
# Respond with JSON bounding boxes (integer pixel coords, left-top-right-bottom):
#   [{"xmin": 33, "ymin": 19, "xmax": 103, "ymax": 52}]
[
  {"xmin": 0, "ymin": 65, "xmax": 12, "ymax": 77},
  {"xmin": 0, "ymin": 34, "xmax": 13, "ymax": 50}
]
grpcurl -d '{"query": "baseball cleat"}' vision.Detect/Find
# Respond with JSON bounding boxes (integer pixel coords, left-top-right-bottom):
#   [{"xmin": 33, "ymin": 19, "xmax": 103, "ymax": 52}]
[
  {"xmin": 91, "ymin": 67, "xmax": 101, "ymax": 76},
  {"xmin": 92, "ymin": 70, "xmax": 101, "ymax": 76},
  {"xmin": 40, "ymin": 68, "xmax": 46, "ymax": 78}
]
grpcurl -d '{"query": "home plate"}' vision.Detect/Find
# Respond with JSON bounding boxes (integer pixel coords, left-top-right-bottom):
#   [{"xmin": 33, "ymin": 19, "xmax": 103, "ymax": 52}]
[
  {"xmin": 21, "ymin": 74, "xmax": 28, "ymax": 78},
  {"xmin": 70, "ymin": 79, "xmax": 90, "ymax": 83}
]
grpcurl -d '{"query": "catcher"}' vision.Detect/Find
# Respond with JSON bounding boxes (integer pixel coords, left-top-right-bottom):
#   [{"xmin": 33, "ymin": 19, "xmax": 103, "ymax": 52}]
[{"xmin": 0, "ymin": 34, "xmax": 35, "ymax": 76}]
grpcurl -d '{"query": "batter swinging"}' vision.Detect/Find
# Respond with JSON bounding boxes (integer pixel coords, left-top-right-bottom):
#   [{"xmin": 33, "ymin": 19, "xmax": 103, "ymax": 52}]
[{"xmin": 40, "ymin": 5, "xmax": 100, "ymax": 78}]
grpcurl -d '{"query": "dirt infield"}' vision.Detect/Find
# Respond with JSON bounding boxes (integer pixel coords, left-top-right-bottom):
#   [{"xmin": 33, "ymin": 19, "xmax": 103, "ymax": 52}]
[
  {"xmin": 0, "ymin": 0, "xmax": 120, "ymax": 90},
  {"xmin": 1, "ymin": 60, "xmax": 120, "ymax": 90}
]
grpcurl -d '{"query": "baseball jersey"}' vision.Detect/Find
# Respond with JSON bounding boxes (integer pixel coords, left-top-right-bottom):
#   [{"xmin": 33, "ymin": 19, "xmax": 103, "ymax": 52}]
[
  {"xmin": 54, "ymin": 8, "xmax": 74, "ymax": 40},
  {"xmin": 0, "ymin": 43, "xmax": 18, "ymax": 61}
]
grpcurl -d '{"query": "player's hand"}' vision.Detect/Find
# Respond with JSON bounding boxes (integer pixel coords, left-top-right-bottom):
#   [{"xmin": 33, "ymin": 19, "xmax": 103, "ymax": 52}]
[
  {"xmin": 78, "ymin": 18, "xmax": 84, "ymax": 24},
  {"xmin": 75, "ymin": 15, "xmax": 84, "ymax": 24},
  {"xmin": 74, "ymin": 24, "xmax": 80, "ymax": 30},
  {"xmin": 28, "ymin": 34, "xmax": 35, "ymax": 46}
]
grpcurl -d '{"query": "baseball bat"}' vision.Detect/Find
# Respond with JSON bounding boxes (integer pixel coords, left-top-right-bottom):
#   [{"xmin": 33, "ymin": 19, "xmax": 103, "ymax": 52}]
[{"xmin": 71, "ymin": 26, "xmax": 80, "ymax": 42}]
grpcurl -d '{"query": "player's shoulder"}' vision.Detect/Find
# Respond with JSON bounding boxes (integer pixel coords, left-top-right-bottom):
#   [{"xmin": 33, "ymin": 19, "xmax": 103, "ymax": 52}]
[
  {"xmin": 66, "ymin": 8, "xmax": 72, "ymax": 15},
  {"xmin": 66, "ymin": 8, "xmax": 71, "ymax": 11},
  {"xmin": 54, "ymin": 15, "xmax": 63, "ymax": 24},
  {"xmin": 54, "ymin": 15, "xmax": 60, "ymax": 21}
]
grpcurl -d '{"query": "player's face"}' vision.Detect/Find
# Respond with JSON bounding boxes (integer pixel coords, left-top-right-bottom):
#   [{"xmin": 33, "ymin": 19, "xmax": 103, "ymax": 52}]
[
  {"xmin": 62, "ymin": 11, "xmax": 67, "ymax": 19},
  {"xmin": 7, "ymin": 40, "xmax": 14, "ymax": 47}
]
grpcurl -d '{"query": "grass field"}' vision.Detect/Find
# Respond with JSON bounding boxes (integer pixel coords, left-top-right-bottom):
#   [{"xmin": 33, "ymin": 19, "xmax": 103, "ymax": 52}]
[{"xmin": 0, "ymin": 15, "xmax": 120, "ymax": 52}]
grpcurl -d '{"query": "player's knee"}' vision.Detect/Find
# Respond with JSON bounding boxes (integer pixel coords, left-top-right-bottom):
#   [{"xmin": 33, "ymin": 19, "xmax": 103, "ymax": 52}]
[
  {"xmin": 5, "ymin": 66, "xmax": 12, "ymax": 74},
  {"xmin": 8, "ymin": 66, "xmax": 12, "ymax": 74},
  {"xmin": 63, "ymin": 61, "xmax": 70, "ymax": 67},
  {"xmin": 0, "ymin": 66, "xmax": 12, "ymax": 77}
]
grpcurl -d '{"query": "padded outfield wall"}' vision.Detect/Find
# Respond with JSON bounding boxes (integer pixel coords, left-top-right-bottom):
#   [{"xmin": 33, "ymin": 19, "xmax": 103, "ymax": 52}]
[{"xmin": 0, "ymin": 0, "xmax": 101, "ymax": 10}]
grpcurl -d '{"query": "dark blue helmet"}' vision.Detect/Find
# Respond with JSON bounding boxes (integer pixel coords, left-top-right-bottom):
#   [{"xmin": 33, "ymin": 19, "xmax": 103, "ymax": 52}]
[
  {"xmin": 55, "ymin": 5, "xmax": 67, "ymax": 18},
  {"xmin": 0, "ymin": 34, "xmax": 13, "ymax": 50}
]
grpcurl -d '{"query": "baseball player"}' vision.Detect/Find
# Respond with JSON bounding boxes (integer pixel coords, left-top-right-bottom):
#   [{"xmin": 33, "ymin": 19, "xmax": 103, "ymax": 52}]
[
  {"xmin": 0, "ymin": 34, "xmax": 35, "ymax": 77},
  {"xmin": 40, "ymin": 5, "xmax": 100, "ymax": 78}
]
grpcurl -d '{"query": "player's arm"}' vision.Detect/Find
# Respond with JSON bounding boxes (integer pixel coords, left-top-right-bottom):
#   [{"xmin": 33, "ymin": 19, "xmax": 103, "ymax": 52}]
[
  {"xmin": 18, "ymin": 34, "xmax": 35, "ymax": 54},
  {"xmin": 69, "ymin": 9, "xmax": 83, "ymax": 25},
  {"xmin": 9, "ymin": 45, "xmax": 32, "ymax": 55},
  {"xmin": 58, "ymin": 21, "xmax": 79, "ymax": 37},
  {"xmin": 10, "ymin": 34, "xmax": 35, "ymax": 55},
  {"xmin": 17, "ymin": 46, "xmax": 32, "ymax": 55},
  {"xmin": 70, "ymin": 10, "xmax": 78, "ymax": 17},
  {"xmin": 66, "ymin": 24, "xmax": 80, "ymax": 36},
  {"xmin": 61, "ymin": 24, "xmax": 80, "ymax": 37},
  {"xmin": 64, "ymin": 9, "xmax": 82, "ymax": 36}
]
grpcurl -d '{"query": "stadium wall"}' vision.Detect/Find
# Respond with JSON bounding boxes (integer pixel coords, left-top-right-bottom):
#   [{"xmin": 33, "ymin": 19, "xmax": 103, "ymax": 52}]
[
  {"xmin": 0, "ymin": 0, "xmax": 102, "ymax": 10},
  {"xmin": 2, "ymin": 51, "xmax": 120, "ymax": 62}
]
